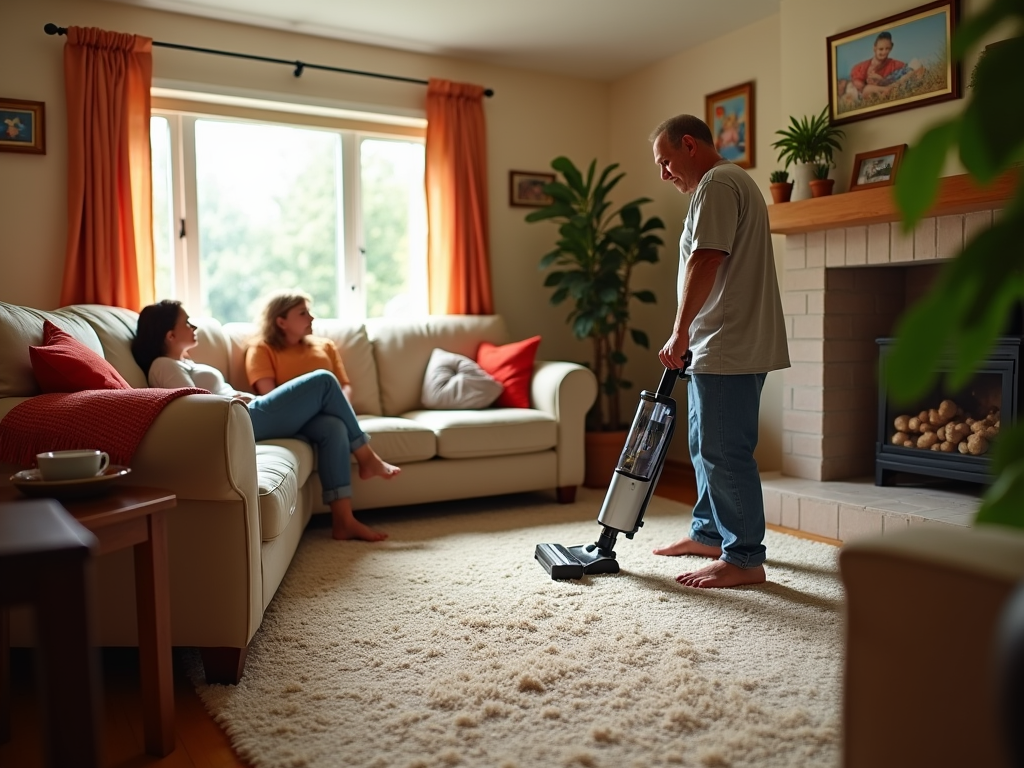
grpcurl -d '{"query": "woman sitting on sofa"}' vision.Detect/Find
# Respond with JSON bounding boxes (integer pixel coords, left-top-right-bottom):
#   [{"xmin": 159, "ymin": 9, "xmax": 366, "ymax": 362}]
[{"xmin": 131, "ymin": 299, "xmax": 399, "ymax": 542}]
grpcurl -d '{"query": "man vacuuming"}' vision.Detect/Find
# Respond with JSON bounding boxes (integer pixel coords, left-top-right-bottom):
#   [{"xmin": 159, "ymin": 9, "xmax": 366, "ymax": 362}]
[{"xmin": 649, "ymin": 115, "xmax": 789, "ymax": 589}]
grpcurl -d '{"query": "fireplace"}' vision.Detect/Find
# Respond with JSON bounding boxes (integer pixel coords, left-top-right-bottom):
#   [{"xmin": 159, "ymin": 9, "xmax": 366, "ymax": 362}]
[
  {"xmin": 875, "ymin": 337, "xmax": 1021, "ymax": 486},
  {"xmin": 772, "ymin": 171, "xmax": 1016, "ymax": 483}
]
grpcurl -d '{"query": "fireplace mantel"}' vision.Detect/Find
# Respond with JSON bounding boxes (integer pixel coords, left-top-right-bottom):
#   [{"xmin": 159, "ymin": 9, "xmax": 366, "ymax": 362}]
[{"xmin": 769, "ymin": 170, "xmax": 1018, "ymax": 235}]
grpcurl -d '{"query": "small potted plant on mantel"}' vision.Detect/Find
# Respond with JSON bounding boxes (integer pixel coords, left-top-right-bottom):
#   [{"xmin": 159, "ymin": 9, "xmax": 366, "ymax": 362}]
[
  {"xmin": 771, "ymin": 106, "xmax": 845, "ymax": 201},
  {"xmin": 809, "ymin": 163, "xmax": 836, "ymax": 197},
  {"xmin": 769, "ymin": 170, "xmax": 793, "ymax": 204}
]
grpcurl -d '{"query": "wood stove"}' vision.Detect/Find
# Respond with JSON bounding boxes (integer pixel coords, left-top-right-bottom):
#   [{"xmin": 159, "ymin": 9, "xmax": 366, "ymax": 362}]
[{"xmin": 875, "ymin": 337, "xmax": 1021, "ymax": 486}]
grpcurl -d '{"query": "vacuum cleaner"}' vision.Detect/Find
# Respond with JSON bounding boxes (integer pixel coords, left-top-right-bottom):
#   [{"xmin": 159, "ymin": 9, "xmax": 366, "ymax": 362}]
[{"xmin": 535, "ymin": 352, "xmax": 691, "ymax": 579}]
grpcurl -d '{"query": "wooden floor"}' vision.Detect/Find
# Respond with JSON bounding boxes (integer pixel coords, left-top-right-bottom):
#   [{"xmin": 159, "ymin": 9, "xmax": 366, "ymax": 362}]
[{"xmin": 0, "ymin": 462, "xmax": 837, "ymax": 768}]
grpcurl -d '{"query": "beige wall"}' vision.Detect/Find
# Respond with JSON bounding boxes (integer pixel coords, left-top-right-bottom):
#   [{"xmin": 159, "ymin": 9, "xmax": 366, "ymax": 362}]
[
  {"xmin": 0, "ymin": 0, "xmax": 608, "ymax": 370},
  {"xmin": 609, "ymin": 14, "xmax": 784, "ymax": 467}
]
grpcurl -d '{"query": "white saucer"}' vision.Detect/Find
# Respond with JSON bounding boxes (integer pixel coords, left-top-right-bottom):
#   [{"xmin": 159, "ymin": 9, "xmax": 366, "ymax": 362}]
[{"xmin": 10, "ymin": 465, "xmax": 132, "ymax": 499}]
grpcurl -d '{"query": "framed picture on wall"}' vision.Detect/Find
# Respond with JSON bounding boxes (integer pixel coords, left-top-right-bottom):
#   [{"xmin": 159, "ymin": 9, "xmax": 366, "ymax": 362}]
[
  {"xmin": 509, "ymin": 170, "xmax": 555, "ymax": 207},
  {"xmin": 827, "ymin": 0, "xmax": 961, "ymax": 126},
  {"xmin": 0, "ymin": 98, "xmax": 45, "ymax": 154},
  {"xmin": 849, "ymin": 144, "xmax": 907, "ymax": 191},
  {"xmin": 705, "ymin": 81, "xmax": 755, "ymax": 169}
]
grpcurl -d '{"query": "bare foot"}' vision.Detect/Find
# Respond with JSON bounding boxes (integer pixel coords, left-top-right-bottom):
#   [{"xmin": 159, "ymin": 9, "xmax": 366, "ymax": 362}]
[
  {"xmin": 652, "ymin": 537, "xmax": 722, "ymax": 558},
  {"xmin": 355, "ymin": 446, "xmax": 401, "ymax": 481},
  {"xmin": 332, "ymin": 516, "xmax": 388, "ymax": 542},
  {"xmin": 675, "ymin": 560, "xmax": 766, "ymax": 589}
]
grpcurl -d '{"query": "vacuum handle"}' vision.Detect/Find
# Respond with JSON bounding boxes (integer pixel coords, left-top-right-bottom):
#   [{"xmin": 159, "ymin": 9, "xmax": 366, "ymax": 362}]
[{"xmin": 656, "ymin": 350, "xmax": 692, "ymax": 397}]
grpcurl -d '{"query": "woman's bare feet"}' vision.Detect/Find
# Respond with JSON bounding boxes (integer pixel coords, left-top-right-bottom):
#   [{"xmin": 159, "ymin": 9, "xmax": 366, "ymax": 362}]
[
  {"xmin": 675, "ymin": 560, "xmax": 766, "ymax": 589},
  {"xmin": 652, "ymin": 537, "xmax": 722, "ymax": 558},
  {"xmin": 354, "ymin": 445, "xmax": 401, "ymax": 481},
  {"xmin": 330, "ymin": 499, "xmax": 387, "ymax": 542}
]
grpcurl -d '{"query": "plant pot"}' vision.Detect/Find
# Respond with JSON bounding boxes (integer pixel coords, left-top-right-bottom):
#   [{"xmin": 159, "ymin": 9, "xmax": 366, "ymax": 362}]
[
  {"xmin": 583, "ymin": 429, "xmax": 627, "ymax": 489},
  {"xmin": 790, "ymin": 162, "xmax": 815, "ymax": 202},
  {"xmin": 769, "ymin": 182, "xmax": 794, "ymax": 204},
  {"xmin": 809, "ymin": 178, "xmax": 835, "ymax": 198}
]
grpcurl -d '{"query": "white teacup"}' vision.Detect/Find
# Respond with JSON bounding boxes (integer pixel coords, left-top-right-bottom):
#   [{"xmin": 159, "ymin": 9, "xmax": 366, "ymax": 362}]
[{"xmin": 36, "ymin": 450, "xmax": 110, "ymax": 481}]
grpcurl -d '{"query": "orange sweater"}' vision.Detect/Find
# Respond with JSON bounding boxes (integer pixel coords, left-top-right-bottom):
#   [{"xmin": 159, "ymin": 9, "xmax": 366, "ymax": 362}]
[{"xmin": 245, "ymin": 336, "xmax": 349, "ymax": 388}]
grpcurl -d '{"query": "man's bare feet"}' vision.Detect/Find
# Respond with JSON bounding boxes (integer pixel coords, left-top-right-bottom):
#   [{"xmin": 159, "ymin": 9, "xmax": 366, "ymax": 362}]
[
  {"xmin": 652, "ymin": 537, "xmax": 722, "ymax": 558},
  {"xmin": 354, "ymin": 445, "xmax": 401, "ymax": 482},
  {"xmin": 675, "ymin": 560, "xmax": 766, "ymax": 589},
  {"xmin": 332, "ymin": 516, "xmax": 388, "ymax": 542}
]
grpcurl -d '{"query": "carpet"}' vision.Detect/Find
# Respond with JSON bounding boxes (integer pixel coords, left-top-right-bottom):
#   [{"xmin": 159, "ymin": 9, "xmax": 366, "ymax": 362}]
[{"xmin": 190, "ymin": 489, "xmax": 844, "ymax": 768}]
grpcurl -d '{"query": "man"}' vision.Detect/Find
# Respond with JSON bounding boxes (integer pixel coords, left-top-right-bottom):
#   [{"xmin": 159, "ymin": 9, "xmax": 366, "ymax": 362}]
[{"xmin": 649, "ymin": 115, "xmax": 789, "ymax": 589}]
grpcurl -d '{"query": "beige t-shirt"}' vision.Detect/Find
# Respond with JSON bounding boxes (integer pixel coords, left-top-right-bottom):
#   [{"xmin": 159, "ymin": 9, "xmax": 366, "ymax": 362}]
[{"xmin": 678, "ymin": 161, "xmax": 790, "ymax": 374}]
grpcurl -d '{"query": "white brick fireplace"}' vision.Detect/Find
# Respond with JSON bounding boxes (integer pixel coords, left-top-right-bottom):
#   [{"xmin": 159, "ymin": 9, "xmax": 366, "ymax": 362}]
[{"xmin": 758, "ymin": 172, "xmax": 1015, "ymax": 542}]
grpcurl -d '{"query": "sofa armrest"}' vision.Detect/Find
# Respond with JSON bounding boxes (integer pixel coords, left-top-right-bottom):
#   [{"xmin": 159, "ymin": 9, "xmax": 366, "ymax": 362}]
[
  {"xmin": 839, "ymin": 525, "xmax": 1024, "ymax": 768},
  {"xmin": 130, "ymin": 394, "xmax": 259, "ymax": 503},
  {"xmin": 530, "ymin": 361, "xmax": 598, "ymax": 489}
]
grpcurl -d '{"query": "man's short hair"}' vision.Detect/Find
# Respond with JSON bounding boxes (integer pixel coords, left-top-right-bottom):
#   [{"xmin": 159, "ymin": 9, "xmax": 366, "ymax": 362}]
[
  {"xmin": 649, "ymin": 115, "xmax": 715, "ymax": 147},
  {"xmin": 876, "ymin": 31, "xmax": 893, "ymax": 44}
]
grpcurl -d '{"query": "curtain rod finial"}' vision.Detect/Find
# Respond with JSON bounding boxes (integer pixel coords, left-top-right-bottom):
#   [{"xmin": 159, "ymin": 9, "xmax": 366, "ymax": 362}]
[
  {"xmin": 484, "ymin": 88, "xmax": 494, "ymax": 98},
  {"xmin": 44, "ymin": 23, "xmax": 67, "ymax": 36}
]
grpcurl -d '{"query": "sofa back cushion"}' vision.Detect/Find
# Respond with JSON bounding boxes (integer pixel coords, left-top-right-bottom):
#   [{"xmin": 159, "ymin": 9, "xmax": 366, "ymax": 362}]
[
  {"xmin": 219, "ymin": 320, "xmax": 382, "ymax": 416},
  {"xmin": 0, "ymin": 301, "xmax": 147, "ymax": 396},
  {"xmin": 367, "ymin": 315, "xmax": 509, "ymax": 416}
]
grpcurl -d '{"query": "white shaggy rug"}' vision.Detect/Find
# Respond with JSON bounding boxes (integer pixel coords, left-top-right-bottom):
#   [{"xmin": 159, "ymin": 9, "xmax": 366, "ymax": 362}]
[{"xmin": 190, "ymin": 489, "xmax": 844, "ymax": 768}]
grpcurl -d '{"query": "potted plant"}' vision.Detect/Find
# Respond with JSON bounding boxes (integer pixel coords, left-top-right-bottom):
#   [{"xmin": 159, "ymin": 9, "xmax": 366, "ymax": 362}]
[
  {"xmin": 769, "ymin": 170, "xmax": 793, "ymax": 204},
  {"xmin": 525, "ymin": 156, "xmax": 664, "ymax": 486},
  {"xmin": 771, "ymin": 106, "xmax": 845, "ymax": 201},
  {"xmin": 808, "ymin": 163, "xmax": 835, "ymax": 197}
]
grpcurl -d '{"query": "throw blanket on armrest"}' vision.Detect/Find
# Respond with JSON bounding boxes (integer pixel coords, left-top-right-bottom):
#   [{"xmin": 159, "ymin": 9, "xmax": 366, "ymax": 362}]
[{"xmin": 0, "ymin": 388, "xmax": 208, "ymax": 468}]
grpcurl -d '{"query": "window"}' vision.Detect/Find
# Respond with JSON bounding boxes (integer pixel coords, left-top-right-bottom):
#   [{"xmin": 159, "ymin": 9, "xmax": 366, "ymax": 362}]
[{"xmin": 150, "ymin": 109, "xmax": 427, "ymax": 323}]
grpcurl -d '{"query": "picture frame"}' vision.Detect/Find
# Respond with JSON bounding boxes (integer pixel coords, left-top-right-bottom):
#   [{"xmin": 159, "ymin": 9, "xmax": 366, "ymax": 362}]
[
  {"xmin": 827, "ymin": 0, "xmax": 960, "ymax": 126},
  {"xmin": 0, "ymin": 98, "xmax": 45, "ymax": 154},
  {"xmin": 705, "ymin": 81, "xmax": 755, "ymax": 169},
  {"xmin": 509, "ymin": 170, "xmax": 555, "ymax": 208},
  {"xmin": 849, "ymin": 144, "xmax": 907, "ymax": 192}
]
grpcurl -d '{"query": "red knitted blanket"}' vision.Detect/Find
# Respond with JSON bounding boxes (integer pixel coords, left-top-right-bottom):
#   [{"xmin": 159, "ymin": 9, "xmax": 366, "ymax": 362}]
[{"xmin": 0, "ymin": 388, "xmax": 207, "ymax": 468}]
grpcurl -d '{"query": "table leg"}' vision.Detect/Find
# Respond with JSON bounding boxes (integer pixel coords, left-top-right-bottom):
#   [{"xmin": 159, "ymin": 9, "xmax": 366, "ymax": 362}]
[
  {"xmin": 133, "ymin": 510, "xmax": 175, "ymax": 756},
  {"xmin": 0, "ymin": 606, "xmax": 8, "ymax": 745}
]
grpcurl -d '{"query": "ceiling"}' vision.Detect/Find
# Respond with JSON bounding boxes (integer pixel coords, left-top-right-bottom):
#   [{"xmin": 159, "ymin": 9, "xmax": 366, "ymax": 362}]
[{"xmin": 104, "ymin": 0, "xmax": 781, "ymax": 81}]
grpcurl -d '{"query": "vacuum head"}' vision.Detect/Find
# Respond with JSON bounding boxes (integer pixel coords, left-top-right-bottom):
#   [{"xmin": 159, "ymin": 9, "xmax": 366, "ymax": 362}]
[{"xmin": 534, "ymin": 542, "xmax": 620, "ymax": 580}]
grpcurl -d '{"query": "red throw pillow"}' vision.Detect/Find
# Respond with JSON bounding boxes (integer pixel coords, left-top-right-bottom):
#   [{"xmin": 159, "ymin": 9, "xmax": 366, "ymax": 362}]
[
  {"xmin": 476, "ymin": 336, "xmax": 541, "ymax": 408},
  {"xmin": 29, "ymin": 320, "xmax": 131, "ymax": 393}
]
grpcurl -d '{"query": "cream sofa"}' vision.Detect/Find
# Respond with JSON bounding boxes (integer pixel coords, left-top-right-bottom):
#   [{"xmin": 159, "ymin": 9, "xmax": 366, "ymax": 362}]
[{"xmin": 0, "ymin": 301, "xmax": 597, "ymax": 682}]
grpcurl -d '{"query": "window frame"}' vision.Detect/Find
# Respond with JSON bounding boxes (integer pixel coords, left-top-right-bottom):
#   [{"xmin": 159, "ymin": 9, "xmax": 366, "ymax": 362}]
[{"xmin": 151, "ymin": 100, "xmax": 426, "ymax": 322}]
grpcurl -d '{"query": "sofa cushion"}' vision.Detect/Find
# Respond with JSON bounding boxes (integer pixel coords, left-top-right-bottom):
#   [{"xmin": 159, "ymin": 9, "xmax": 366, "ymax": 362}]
[
  {"xmin": 421, "ymin": 348, "xmax": 503, "ymax": 410},
  {"xmin": 405, "ymin": 408, "xmax": 557, "ymax": 459},
  {"xmin": 254, "ymin": 443, "xmax": 305, "ymax": 541},
  {"xmin": 367, "ymin": 315, "xmax": 509, "ymax": 416},
  {"xmin": 357, "ymin": 416, "xmax": 437, "ymax": 463},
  {"xmin": 30, "ymin": 320, "xmax": 132, "ymax": 393},
  {"xmin": 0, "ymin": 301, "xmax": 109, "ymax": 397},
  {"xmin": 58, "ymin": 304, "xmax": 149, "ymax": 388},
  {"xmin": 477, "ymin": 336, "xmax": 541, "ymax": 408}
]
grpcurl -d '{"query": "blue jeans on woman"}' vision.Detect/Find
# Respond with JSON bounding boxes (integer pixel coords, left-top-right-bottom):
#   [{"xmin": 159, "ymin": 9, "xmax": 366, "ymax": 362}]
[
  {"xmin": 687, "ymin": 372, "xmax": 768, "ymax": 569},
  {"xmin": 245, "ymin": 370, "xmax": 369, "ymax": 503}
]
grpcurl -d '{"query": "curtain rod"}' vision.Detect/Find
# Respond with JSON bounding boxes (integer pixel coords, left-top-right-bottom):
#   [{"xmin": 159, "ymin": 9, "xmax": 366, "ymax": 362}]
[{"xmin": 43, "ymin": 23, "xmax": 494, "ymax": 97}]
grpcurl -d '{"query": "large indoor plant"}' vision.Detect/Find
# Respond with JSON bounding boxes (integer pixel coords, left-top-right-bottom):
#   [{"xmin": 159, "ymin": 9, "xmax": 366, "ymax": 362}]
[
  {"xmin": 526, "ymin": 156, "xmax": 664, "ymax": 433},
  {"xmin": 771, "ymin": 106, "xmax": 845, "ymax": 200},
  {"xmin": 887, "ymin": 2, "xmax": 1024, "ymax": 530}
]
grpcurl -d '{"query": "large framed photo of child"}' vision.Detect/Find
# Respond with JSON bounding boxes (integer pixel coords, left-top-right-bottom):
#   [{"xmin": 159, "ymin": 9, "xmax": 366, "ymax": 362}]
[{"xmin": 827, "ymin": 0, "xmax": 961, "ymax": 126}]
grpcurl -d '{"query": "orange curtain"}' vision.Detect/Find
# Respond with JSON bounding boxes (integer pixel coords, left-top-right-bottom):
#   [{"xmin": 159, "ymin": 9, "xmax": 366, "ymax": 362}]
[
  {"xmin": 61, "ymin": 27, "xmax": 154, "ymax": 311},
  {"xmin": 425, "ymin": 78, "xmax": 493, "ymax": 315}
]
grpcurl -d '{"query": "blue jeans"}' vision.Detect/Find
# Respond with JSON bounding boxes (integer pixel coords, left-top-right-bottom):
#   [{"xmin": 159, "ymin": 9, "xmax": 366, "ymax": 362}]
[
  {"xmin": 245, "ymin": 370, "xmax": 369, "ymax": 503},
  {"xmin": 687, "ymin": 372, "xmax": 768, "ymax": 569}
]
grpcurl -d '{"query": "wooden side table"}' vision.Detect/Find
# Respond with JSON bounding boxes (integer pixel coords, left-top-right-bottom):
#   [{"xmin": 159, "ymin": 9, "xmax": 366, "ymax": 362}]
[
  {"xmin": 0, "ymin": 499, "xmax": 101, "ymax": 768},
  {"xmin": 0, "ymin": 485, "xmax": 178, "ymax": 759}
]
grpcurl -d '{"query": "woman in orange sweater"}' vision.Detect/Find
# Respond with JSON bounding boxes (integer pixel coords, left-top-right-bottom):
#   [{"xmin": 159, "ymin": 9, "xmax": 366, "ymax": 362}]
[{"xmin": 244, "ymin": 291, "xmax": 399, "ymax": 541}]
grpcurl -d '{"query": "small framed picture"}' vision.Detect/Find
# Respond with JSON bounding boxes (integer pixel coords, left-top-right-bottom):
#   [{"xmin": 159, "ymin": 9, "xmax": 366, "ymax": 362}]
[
  {"xmin": 509, "ymin": 170, "xmax": 555, "ymax": 207},
  {"xmin": 705, "ymin": 81, "xmax": 755, "ymax": 169},
  {"xmin": 849, "ymin": 144, "xmax": 907, "ymax": 192},
  {"xmin": 0, "ymin": 98, "xmax": 45, "ymax": 154}
]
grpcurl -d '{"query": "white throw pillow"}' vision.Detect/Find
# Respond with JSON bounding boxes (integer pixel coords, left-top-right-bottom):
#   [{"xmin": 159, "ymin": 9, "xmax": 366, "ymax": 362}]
[{"xmin": 421, "ymin": 348, "xmax": 503, "ymax": 409}]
